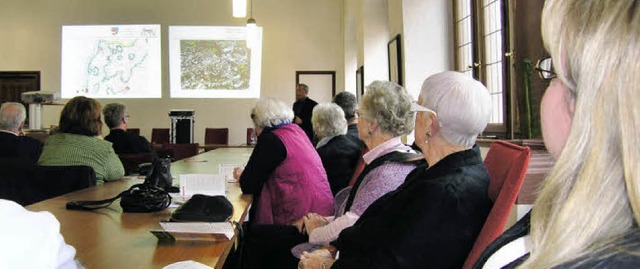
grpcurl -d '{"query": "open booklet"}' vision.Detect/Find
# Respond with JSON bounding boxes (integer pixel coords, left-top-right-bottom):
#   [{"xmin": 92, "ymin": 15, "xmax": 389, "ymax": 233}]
[
  {"xmin": 177, "ymin": 163, "xmax": 241, "ymax": 198},
  {"xmin": 152, "ymin": 222, "xmax": 235, "ymax": 242},
  {"xmin": 155, "ymin": 172, "xmax": 239, "ymax": 242}
]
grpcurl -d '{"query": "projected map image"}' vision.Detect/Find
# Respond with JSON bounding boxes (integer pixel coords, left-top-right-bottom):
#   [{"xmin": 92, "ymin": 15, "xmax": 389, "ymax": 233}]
[
  {"xmin": 61, "ymin": 25, "xmax": 162, "ymax": 98},
  {"xmin": 180, "ymin": 40, "xmax": 250, "ymax": 90},
  {"xmin": 169, "ymin": 26, "xmax": 262, "ymax": 98}
]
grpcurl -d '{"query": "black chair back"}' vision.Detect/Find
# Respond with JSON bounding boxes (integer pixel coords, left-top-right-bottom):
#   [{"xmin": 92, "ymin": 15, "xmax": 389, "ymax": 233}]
[{"xmin": 0, "ymin": 161, "xmax": 97, "ymax": 206}]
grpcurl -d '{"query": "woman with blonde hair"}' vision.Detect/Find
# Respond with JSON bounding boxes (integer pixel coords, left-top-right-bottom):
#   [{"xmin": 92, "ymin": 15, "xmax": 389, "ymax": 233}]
[{"xmin": 473, "ymin": 0, "xmax": 640, "ymax": 268}]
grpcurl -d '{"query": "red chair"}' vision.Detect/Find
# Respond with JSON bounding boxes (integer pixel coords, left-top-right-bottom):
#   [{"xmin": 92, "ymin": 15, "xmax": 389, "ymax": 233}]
[
  {"xmin": 205, "ymin": 128, "xmax": 229, "ymax": 145},
  {"xmin": 462, "ymin": 140, "xmax": 531, "ymax": 269},
  {"xmin": 246, "ymin": 128, "xmax": 256, "ymax": 145},
  {"xmin": 118, "ymin": 152, "xmax": 155, "ymax": 175},
  {"xmin": 163, "ymin": 143, "xmax": 200, "ymax": 161},
  {"xmin": 126, "ymin": 128, "xmax": 140, "ymax": 136},
  {"xmin": 151, "ymin": 128, "xmax": 170, "ymax": 144}
]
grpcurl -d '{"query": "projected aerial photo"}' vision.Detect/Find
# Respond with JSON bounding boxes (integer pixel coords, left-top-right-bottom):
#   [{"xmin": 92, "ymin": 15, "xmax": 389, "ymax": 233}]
[
  {"xmin": 169, "ymin": 26, "xmax": 262, "ymax": 98},
  {"xmin": 180, "ymin": 40, "xmax": 250, "ymax": 90}
]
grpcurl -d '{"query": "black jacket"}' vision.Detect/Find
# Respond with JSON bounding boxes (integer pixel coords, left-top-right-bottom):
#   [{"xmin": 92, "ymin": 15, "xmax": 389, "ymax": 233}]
[
  {"xmin": 104, "ymin": 129, "xmax": 153, "ymax": 154},
  {"xmin": 474, "ymin": 211, "xmax": 640, "ymax": 269},
  {"xmin": 317, "ymin": 135, "xmax": 362, "ymax": 195},
  {"xmin": 0, "ymin": 131, "xmax": 42, "ymax": 164},
  {"xmin": 332, "ymin": 146, "xmax": 492, "ymax": 269},
  {"xmin": 292, "ymin": 97, "xmax": 317, "ymax": 141}
]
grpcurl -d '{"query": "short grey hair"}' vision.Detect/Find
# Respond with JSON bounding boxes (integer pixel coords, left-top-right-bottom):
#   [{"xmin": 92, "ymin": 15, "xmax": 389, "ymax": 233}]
[
  {"xmin": 0, "ymin": 102, "xmax": 26, "ymax": 130},
  {"xmin": 419, "ymin": 71, "xmax": 491, "ymax": 147},
  {"xmin": 360, "ymin": 81, "xmax": 415, "ymax": 136},
  {"xmin": 332, "ymin": 91, "xmax": 357, "ymax": 120},
  {"xmin": 102, "ymin": 103, "xmax": 126, "ymax": 129},
  {"xmin": 312, "ymin": 103, "xmax": 348, "ymax": 139},
  {"xmin": 251, "ymin": 98, "xmax": 294, "ymax": 128},
  {"xmin": 297, "ymin": 84, "xmax": 309, "ymax": 94}
]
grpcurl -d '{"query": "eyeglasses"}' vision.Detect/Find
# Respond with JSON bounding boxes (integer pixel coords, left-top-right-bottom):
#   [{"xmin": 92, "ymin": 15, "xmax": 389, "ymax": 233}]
[
  {"xmin": 411, "ymin": 102, "xmax": 437, "ymax": 116},
  {"xmin": 535, "ymin": 57, "xmax": 556, "ymax": 80}
]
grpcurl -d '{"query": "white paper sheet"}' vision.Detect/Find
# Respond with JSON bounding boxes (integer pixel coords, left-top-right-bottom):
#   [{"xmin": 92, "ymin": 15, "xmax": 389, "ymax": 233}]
[
  {"xmin": 179, "ymin": 174, "xmax": 225, "ymax": 197},
  {"xmin": 218, "ymin": 164, "xmax": 239, "ymax": 182},
  {"xmin": 163, "ymin": 260, "xmax": 213, "ymax": 269},
  {"xmin": 159, "ymin": 222, "xmax": 235, "ymax": 239}
]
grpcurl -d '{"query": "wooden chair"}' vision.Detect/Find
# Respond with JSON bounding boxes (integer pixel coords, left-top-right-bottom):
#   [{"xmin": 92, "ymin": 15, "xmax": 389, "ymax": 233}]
[
  {"xmin": 118, "ymin": 152, "xmax": 156, "ymax": 175},
  {"xmin": 126, "ymin": 128, "xmax": 140, "ymax": 136},
  {"xmin": 246, "ymin": 128, "xmax": 256, "ymax": 145},
  {"xmin": 205, "ymin": 128, "xmax": 229, "ymax": 145},
  {"xmin": 151, "ymin": 128, "xmax": 170, "ymax": 144},
  {"xmin": 162, "ymin": 143, "xmax": 200, "ymax": 161},
  {"xmin": 462, "ymin": 141, "xmax": 531, "ymax": 269}
]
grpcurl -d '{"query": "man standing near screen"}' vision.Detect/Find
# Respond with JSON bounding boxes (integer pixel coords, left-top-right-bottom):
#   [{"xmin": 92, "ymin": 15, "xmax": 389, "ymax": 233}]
[{"xmin": 293, "ymin": 83, "xmax": 318, "ymax": 142}]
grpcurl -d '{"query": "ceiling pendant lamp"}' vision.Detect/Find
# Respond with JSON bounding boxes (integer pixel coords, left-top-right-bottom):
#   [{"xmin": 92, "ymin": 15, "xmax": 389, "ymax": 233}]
[
  {"xmin": 232, "ymin": 0, "xmax": 247, "ymax": 18},
  {"xmin": 246, "ymin": 0, "xmax": 256, "ymax": 26},
  {"xmin": 246, "ymin": 0, "xmax": 257, "ymax": 48}
]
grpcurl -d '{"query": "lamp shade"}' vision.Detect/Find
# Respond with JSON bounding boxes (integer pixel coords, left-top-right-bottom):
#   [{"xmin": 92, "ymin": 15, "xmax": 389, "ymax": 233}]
[
  {"xmin": 246, "ymin": 17, "xmax": 256, "ymax": 26},
  {"xmin": 233, "ymin": 0, "xmax": 247, "ymax": 18}
]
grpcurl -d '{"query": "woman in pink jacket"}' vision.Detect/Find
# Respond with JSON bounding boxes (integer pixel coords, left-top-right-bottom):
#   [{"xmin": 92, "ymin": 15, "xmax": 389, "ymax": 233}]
[
  {"xmin": 234, "ymin": 98, "xmax": 334, "ymax": 225},
  {"xmin": 232, "ymin": 98, "xmax": 334, "ymax": 269}
]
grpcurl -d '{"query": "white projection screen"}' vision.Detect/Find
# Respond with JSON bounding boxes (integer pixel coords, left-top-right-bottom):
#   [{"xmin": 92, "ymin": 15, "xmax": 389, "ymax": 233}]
[
  {"xmin": 61, "ymin": 24, "xmax": 162, "ymax": 98},
  {"xmin": 169, "ymin": 26, "xmax": 263, "ymax": 98}
]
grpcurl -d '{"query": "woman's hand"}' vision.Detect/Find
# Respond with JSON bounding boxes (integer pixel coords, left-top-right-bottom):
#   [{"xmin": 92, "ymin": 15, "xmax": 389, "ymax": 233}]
[
  {"xmin": 298, "ymin": 251, "xmax": 335, "ymax": 269},
  {"xmin": 291, "ymin": 217, "xmax": 306, "ymax": 234},
  {"xmin": 303, "ymin": 213, "xmax": 329, "ymax": 234},
  {"xmin": 232, "ymin": 167, "xmax": 244, "ymax": 180}
]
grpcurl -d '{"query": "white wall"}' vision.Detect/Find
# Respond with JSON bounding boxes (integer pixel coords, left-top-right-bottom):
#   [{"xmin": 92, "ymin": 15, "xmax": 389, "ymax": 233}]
[
  {"xmin": 402, "ymin": 0, "xmax": 454, "ymax": 98},
  {"xmin": 362, "ymin": 0, "xmax": 390, "ymax": 85},
  {"xmin": 0, "ymin": 0, "xmax": 344, "ymax": 145},
  {"xmin": 343, "ymin": 0, "xmax": 358, "ymax": 94},
  {"xmin": 384, "ymin": 0, "xmax": 453, "ymax": 144}
]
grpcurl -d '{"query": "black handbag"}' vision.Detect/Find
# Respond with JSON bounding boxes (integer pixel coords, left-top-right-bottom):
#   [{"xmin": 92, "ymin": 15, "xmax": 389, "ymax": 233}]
[
  {"xmin": 170, "ymin": 194, "xmax": 234, "ymax": 222},
  {"xmin": 143, "ymin": 157, "xmax": 174, "ymax": 191},
  {"xmin": 66, "ymin": 183, "xmax": 171, "ymax": 213}
]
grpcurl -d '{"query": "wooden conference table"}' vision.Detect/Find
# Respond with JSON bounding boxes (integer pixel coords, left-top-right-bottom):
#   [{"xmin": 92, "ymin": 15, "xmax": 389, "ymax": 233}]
[{"xmin": 26, "ymin": 147, "xmax": 255, "ymax": 269}]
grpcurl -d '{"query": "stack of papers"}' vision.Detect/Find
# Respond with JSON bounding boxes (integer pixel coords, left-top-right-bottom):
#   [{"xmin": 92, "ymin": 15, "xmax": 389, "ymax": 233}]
[{"xmin": 152, "ymin": 222, "xmax": 235, "ymax": 242}]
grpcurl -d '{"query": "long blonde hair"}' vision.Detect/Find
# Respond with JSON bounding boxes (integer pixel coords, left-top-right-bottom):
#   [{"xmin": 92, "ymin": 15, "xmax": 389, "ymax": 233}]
[{"xmin": 523, "ymin": 0, "xmax": 640, "ymax": 268}]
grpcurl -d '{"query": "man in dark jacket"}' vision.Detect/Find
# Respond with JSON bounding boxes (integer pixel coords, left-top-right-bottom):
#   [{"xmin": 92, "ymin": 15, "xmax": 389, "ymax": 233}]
[
  {"xmin": 332, "ymin": 91, "xmax": 360, "ymax": 142},
  {"xmin": 293, "ymin": 83, "xmax": 318, "ymax": 142},
  {"xmin": 0, "ymin": 102, "xmax": 42, "ymax": 164},
  {"xmin": 103, "ymin": 103, "xmax": 152, "ymax": 154}
]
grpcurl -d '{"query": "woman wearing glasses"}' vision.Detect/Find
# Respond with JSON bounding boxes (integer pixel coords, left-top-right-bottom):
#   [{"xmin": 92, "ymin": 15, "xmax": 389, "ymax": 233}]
[
  {"xmin": 473, "ymin": 0, "xmax": 640, "ymax": 268},
  {"xmin": 299, "ymin": 71, "xmax": 493, "ymax": 269}
]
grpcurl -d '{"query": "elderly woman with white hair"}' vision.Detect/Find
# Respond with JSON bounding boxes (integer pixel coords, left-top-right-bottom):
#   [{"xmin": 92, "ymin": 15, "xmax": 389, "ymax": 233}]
[
  {"xmin": 291, "ymin": 83, "xmax": 422, "ymax": 256},
  {"xmin": 234, "ymin": 98, "xmax": 333, "ymax": 225},
  {"xmin": 299, "ymin": 71, "xmax": 493, "ymax": 269},
  {"xmin": 232, "ymin": 98, "xmax": 334, "ymax": 269},
  {"xmin": 312, "ymin": 103, "xmax": 361, "ymax": 195}
]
